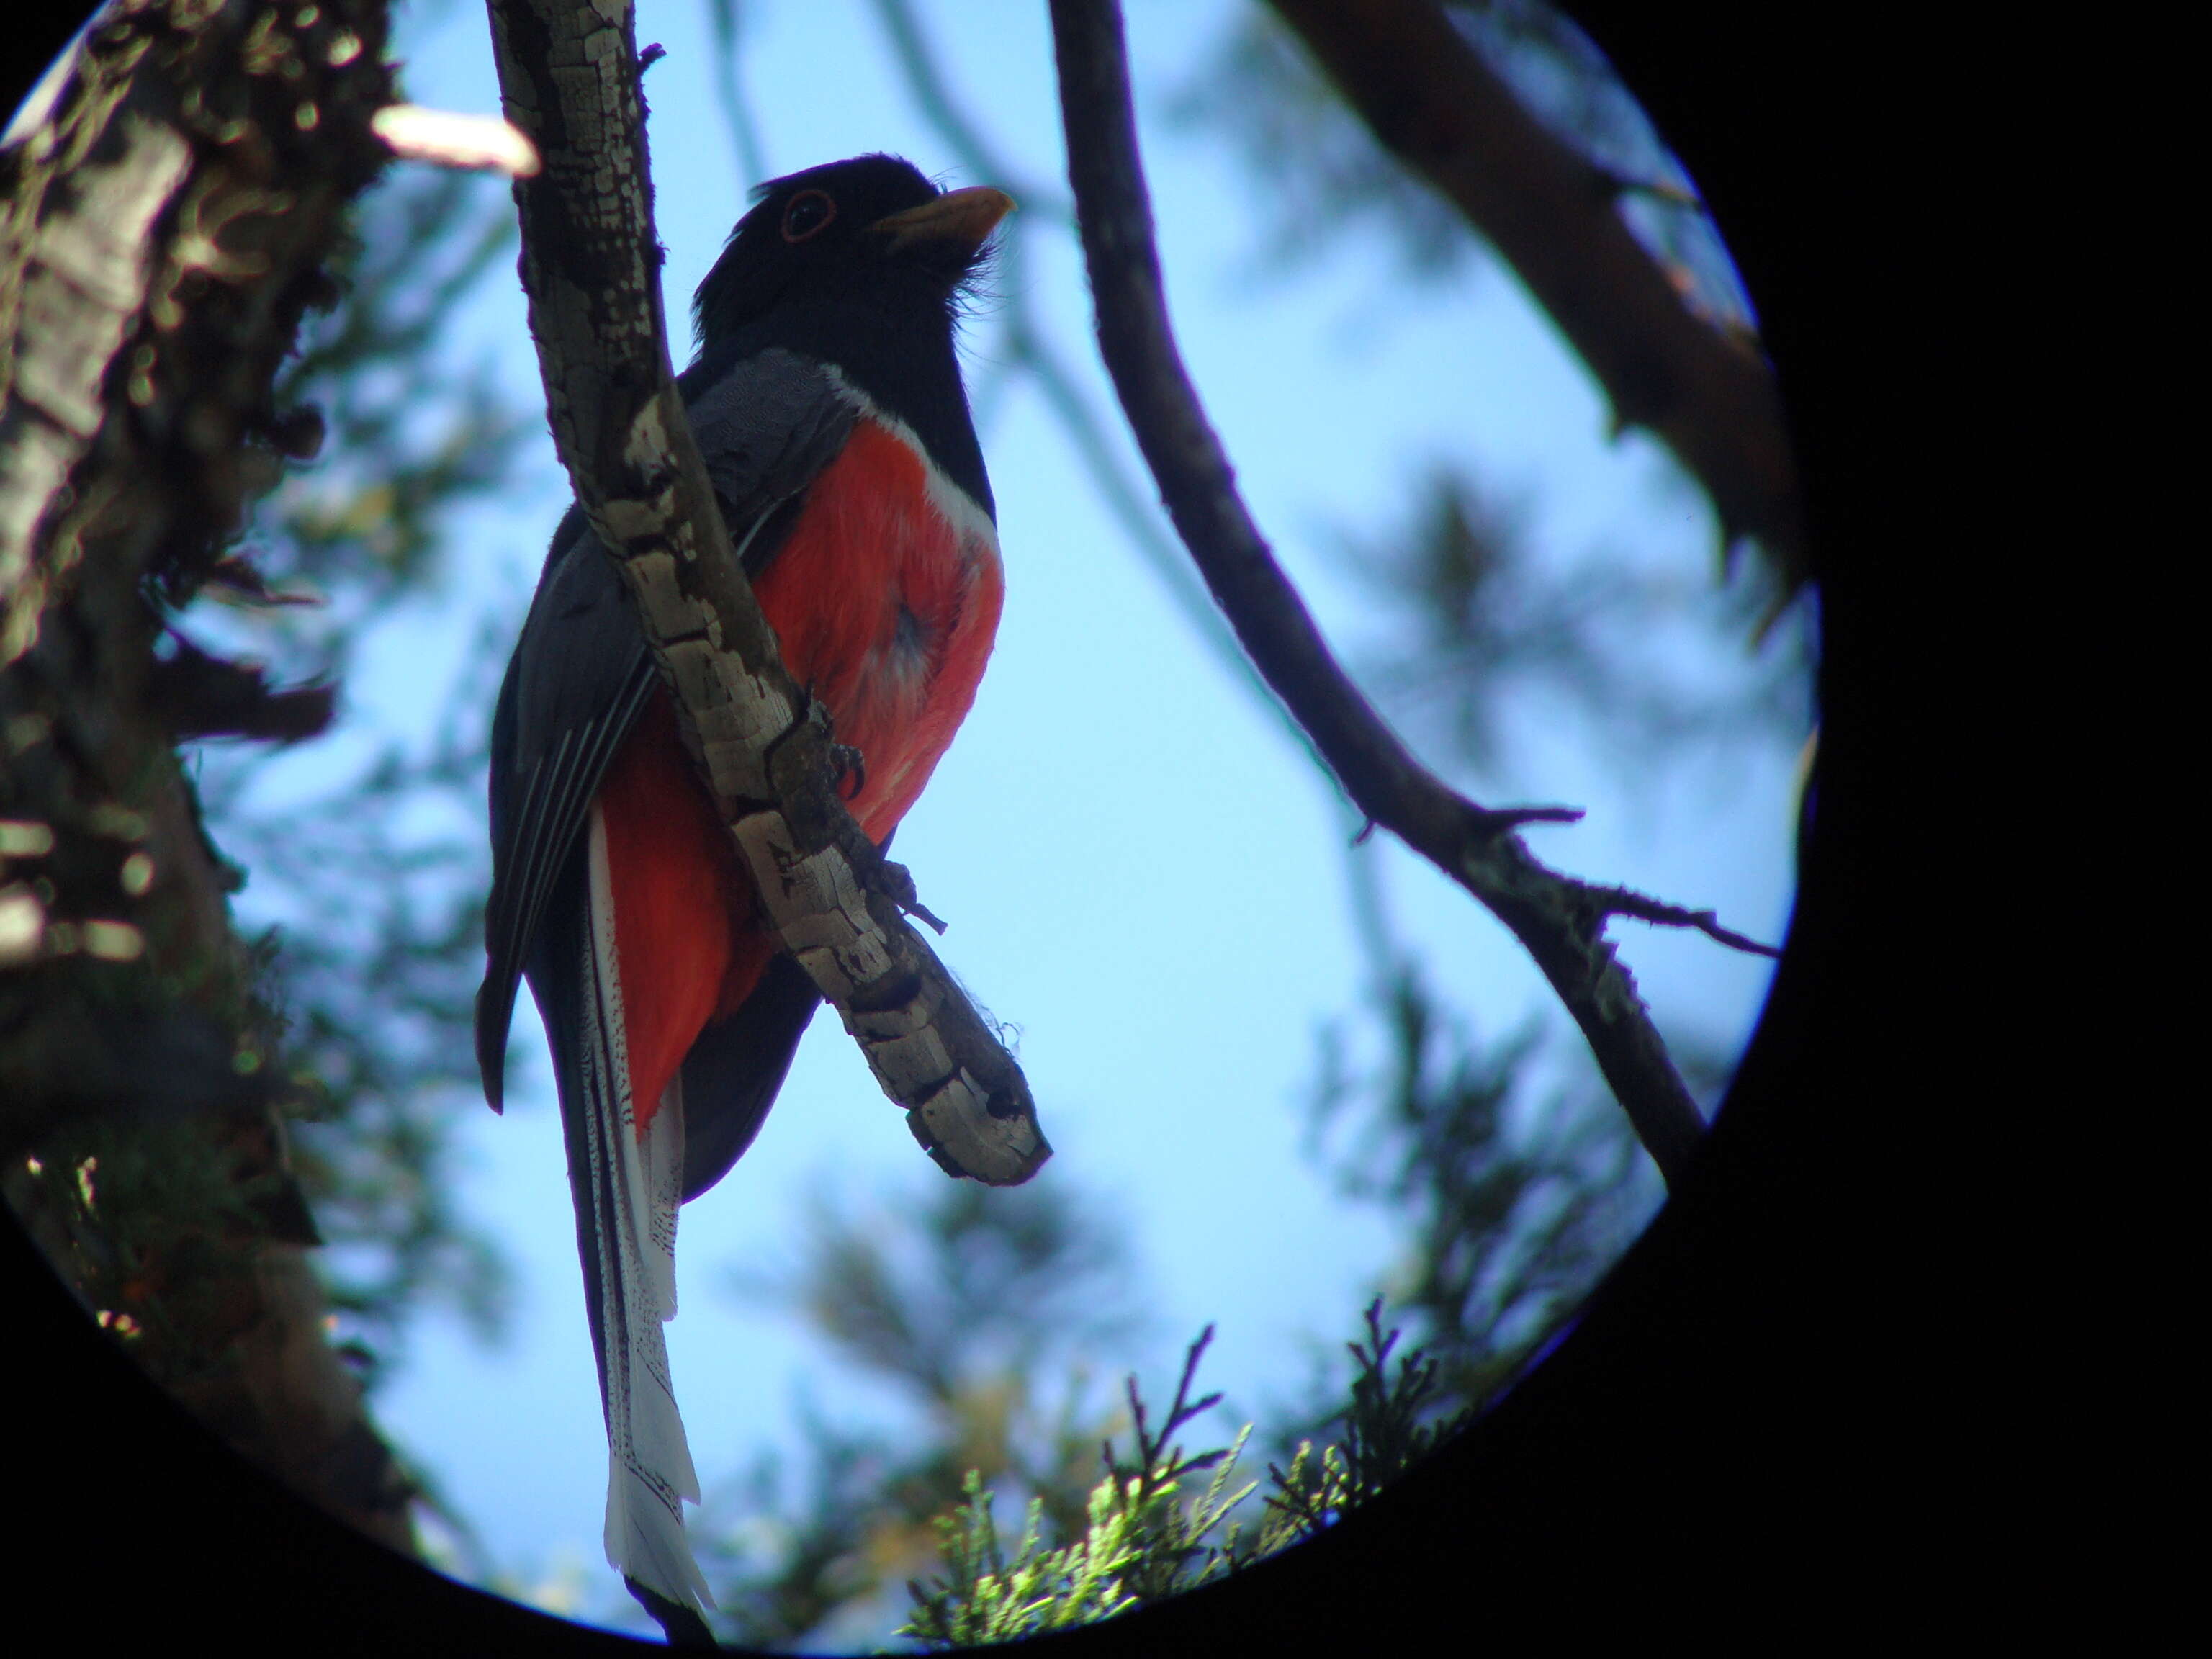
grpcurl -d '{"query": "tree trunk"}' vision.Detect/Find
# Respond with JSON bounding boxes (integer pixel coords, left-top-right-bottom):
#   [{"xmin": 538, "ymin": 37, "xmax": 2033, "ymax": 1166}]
[{"xmin": 1, "ymin": 0, "xmax": 415, "ymax": 1555}]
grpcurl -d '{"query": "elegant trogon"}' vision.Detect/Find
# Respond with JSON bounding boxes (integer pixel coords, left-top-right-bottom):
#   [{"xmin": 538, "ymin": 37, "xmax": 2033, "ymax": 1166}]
[{"xmin": 474, "ymin": 156, "xmax": 1012, "ymax": 1632}]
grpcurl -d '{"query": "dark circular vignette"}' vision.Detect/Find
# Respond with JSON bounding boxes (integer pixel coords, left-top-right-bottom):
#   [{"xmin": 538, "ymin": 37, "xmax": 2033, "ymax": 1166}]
[{"xmin": 0, "ymin": 2, "xmax": 1946, "ymax": 1650}]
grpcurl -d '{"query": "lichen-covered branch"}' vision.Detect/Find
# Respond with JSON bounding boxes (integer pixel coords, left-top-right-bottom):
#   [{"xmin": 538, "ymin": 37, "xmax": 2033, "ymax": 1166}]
[
  {"xmin": 1, "ymin": 0, "xmax": 414, "ymax": 1552},
  {"xmin": 1049, "ymin": 0, "xmax": 1765, "ymax": 1188},
  {"xmin": 1264, "ymin": 0, "xmax": 1802, "ymax": 595},
  {"xmin": 480, "ymin": 0, "xmax": 1047, "ymax": 1184}
]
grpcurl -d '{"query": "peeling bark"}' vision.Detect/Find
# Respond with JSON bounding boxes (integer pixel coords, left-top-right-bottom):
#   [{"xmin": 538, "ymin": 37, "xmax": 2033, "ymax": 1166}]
[
  {"xmin": 1, "ymin": 0, "xmax": 414, "ymax": 1555},
  {"xmin": 482, "ymin": 0, "xmax": 1048, "ymax": 1186}
]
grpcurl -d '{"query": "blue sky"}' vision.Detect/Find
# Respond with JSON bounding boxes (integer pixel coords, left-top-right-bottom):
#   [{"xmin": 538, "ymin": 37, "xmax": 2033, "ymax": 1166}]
[{"xmin": 210, "ymin": 0, "xmax": 1804, "ymax": 1637}]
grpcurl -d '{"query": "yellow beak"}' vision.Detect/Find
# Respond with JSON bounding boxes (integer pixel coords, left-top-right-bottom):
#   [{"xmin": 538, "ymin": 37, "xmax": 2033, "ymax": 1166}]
[{"xmin": 868, "ymin": 186, "xmax": 1017, "ymax": 256}]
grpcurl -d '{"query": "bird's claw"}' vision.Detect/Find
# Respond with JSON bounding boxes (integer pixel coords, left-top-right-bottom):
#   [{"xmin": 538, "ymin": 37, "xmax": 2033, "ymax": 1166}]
[{"xmin": 867, "ymin": 856, "xmax": 946, "ymax": 934}]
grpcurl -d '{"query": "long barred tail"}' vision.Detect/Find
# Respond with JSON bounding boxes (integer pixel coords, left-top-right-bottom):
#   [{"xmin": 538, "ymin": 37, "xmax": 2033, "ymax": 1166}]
[{"xmin": 568, "ymin": 803, "xmax": 713, "ymax": 1618}]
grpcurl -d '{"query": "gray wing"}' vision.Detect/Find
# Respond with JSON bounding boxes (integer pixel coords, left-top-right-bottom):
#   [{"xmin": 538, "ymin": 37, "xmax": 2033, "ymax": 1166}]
[{"xmin": 475, "ymin": 349, "xmax": 858, "ymax": 1106}]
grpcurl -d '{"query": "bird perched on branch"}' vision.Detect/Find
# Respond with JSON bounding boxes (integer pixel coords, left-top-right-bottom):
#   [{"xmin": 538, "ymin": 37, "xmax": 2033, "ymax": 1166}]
[{"xmin": 475, "ymin": 155, "xmax": 1012, "ymax": 1642}]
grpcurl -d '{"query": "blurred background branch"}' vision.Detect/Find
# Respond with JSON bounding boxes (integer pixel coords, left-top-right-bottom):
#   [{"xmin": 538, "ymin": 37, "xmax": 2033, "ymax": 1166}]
[{"xmin": 1262, "ymin": 0, "xmax": 1803, "ymax": 605}]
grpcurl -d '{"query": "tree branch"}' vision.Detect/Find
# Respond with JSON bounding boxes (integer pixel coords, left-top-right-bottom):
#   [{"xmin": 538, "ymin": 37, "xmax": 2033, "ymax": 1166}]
[
  {"xmin": 480, "ymin": 0, "xmax": 1047, "ymax": 1185},
  {"xmin": 1048, "ymin": 0, "xmax": 1770, "ymax": 1189},
  {"xmin": 1264, "ymin": 0, "xmax": 1803, "ymax": 595}
]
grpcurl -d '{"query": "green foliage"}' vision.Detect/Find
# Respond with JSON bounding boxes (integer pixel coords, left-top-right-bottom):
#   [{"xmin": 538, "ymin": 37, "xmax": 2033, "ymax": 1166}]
[
  {"xmin": 900, "ymin": 1326, "xmax": 1252, "ymax": 1647},
  {"xmin": 899, "ymin": 1470, "xmax": 1141, "ymax": 1647},
  {"xmin": 1262, "ymin": 1303, "xmax": 1466, "ymax": 1534},
  {"xmin": 900, "ymin": 1304, "xmax": 1465, "ymax": 1648}
]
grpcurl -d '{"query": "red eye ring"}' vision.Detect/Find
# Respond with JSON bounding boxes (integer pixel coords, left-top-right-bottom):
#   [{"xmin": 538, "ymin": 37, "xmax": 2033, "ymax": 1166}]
[{"xmin": 781, "ymin": 189, "xmax": 836, "ymax": 243}]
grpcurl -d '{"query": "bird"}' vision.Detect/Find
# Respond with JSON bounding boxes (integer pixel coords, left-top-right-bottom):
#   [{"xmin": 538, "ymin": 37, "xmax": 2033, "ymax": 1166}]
[{"xmin": 474, "ymin": 155, "xmax": 1012, "ymax": 1642}]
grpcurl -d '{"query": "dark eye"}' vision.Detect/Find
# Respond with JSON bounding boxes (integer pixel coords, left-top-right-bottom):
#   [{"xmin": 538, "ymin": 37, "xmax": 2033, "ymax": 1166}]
[{"xmin": 781, "ymin": 189, "xmax": 835, "ymax": 243}]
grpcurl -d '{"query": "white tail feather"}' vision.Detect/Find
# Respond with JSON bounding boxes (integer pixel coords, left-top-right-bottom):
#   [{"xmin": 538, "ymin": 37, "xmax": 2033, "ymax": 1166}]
[{"xmin": 583, "ymin": 806, "xmax": 713, "ymax": 1613}]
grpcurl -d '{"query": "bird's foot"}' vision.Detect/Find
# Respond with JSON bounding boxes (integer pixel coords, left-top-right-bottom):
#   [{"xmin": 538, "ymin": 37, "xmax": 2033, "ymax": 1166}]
[{"xmin": 866, "ymin": 855, "xmax": 946, "ymax": 934}]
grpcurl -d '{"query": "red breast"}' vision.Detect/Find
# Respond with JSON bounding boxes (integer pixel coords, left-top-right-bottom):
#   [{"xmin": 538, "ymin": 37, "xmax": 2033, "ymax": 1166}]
[{"xmin": 594, "ymin": 415, "xmax": 1004, "ymax": 1133}]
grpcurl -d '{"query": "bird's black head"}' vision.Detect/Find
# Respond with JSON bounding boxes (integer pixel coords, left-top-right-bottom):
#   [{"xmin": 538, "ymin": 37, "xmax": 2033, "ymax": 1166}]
[{"xmin": 691, "ymin": 155, "xmax": 1012, "ymax": 350}]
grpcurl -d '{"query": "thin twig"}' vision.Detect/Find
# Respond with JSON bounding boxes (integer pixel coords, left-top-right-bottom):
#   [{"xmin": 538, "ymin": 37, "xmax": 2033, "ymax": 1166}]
[
  {"xmin": 1110, "ymin": 1324, "xmax": 1226, "ymax": 1488},
  {"xmin": 1048, "ymin": 0, "xmax": 1753, "ymax": 1188},
  {"xmin": 1593, "ymin": 885, "xmax": 1781, "ymax": 959}
]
